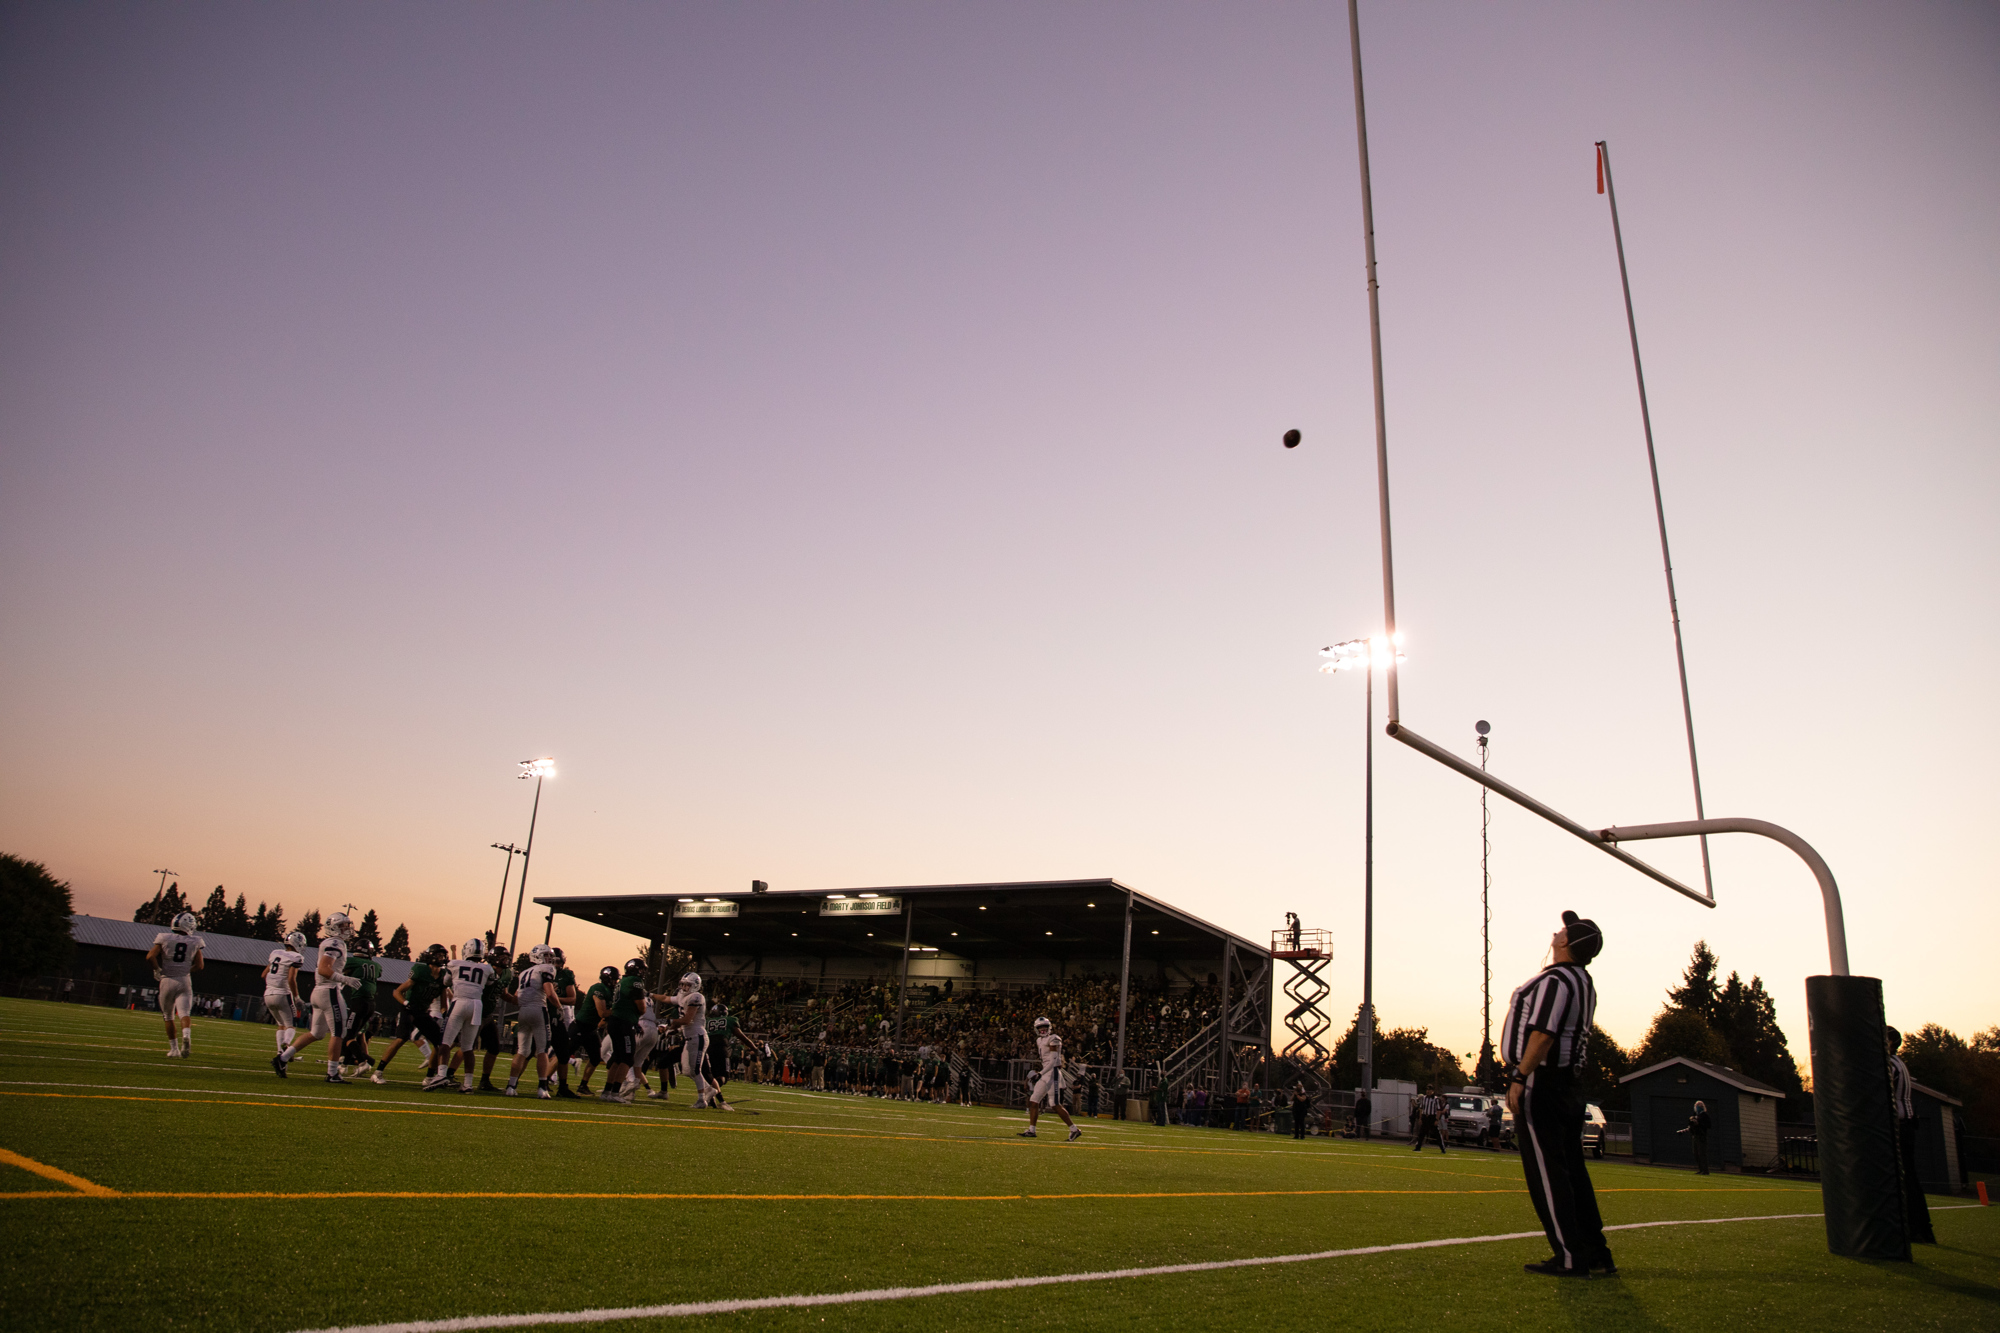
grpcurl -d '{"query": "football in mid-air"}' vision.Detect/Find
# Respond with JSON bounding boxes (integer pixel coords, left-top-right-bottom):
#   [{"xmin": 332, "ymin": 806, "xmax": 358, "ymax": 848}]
[{"xmin": 1282, "ymin": 428, "xmax": 1301, "ymax": 448}]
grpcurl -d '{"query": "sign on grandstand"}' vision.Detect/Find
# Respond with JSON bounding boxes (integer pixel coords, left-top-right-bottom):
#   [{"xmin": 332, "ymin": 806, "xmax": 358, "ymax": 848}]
[
  {"xmin": 673, "ymin": 901, "xmax": 740, "ymax": 918},
  {"xmin": 820, "ymin": 896, "xmax": 901, "ymax": 916}
]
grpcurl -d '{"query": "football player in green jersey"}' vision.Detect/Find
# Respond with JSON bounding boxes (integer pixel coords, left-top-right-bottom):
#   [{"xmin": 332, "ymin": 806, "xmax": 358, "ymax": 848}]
[
  {"xmin": 376, "ymin": 944, "xmax": 448, "ymax": 1083},
  {"xmin": 573, "ymin": 966, "xmax": 613, "ymax": 1096},
  {"xmin": 549, "ymin": 949, "xmax": 582, "ymax": 1099},
  {"xmin": 476, "ymin": 945, "xmax": 514, "ymax": 1093},
  {"xmin": 597, "ymin": 958, "xmax": 650, "ymax": 1104},
  {"xmin": 339, "ymin": 941, "xmax": 384, "ymax": 1081}
]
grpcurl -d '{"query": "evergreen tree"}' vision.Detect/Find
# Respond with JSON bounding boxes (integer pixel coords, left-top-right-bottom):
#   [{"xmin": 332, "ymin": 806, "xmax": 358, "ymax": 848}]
[
  {"xmin": 1712, "ymin": 970, "xmax": 1805, "ymax": 1100},
  {"xmin": 383, "ymin": 924, "xmax": 411, "ymax": 961},
  {"xmin": 1577, "ymin": 1021, "xmax": 1632, "ymax": 1112},
  {"xmin": 1666, "ymin": 940, "xmax": 1722, "ymax": 1022},
  {"xmin": 135, "ymin": 882, "xmax": 190, "ymax": 925},
  {"xmin": 197, "ymin": 885, "xmax": 230, "ymax": 933},
  {"xmin": 358, "ymin": 909, "xmax": 382, "ymax": 951},
  {"xmin": 223, "ymin": 893, "xmax": 252, "ymax": 937},
  {"xmin": 1634, "ymin": 1006, "xmax": 1734, "ymax": 1070},
  {"xmin": 297, "ymin": 909, "xmax": 323, "ymax": 946},
  {"xmin": 265, "ymin": 903, "xmax": 287, "ymax": 940},
  {"xmin": 1, "ymin": 853, "xmax": 75, "ymax": 979}
]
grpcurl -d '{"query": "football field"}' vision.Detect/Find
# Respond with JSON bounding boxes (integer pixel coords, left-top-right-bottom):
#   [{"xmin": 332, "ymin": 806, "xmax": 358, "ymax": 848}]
[{"xmin": 1, "ymin": 997, "xmax": 1992, "ymax": 1332}]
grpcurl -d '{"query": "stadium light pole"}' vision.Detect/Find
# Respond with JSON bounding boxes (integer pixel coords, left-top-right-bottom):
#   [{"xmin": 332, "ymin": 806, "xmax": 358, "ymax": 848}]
[
  {"xmin": 1320, "ymin": 633, "xmax": 1403, "ymax": 1116},
  {"xmin": 489, "ymin": 842, "xmax": 523, "ymax": 944},
  {"xmin": 509, "ymin": 758, "xmax": 555, "ymax": 960}
]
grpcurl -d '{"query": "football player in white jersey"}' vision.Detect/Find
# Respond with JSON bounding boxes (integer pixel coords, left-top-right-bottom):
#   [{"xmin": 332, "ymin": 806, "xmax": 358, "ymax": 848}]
[
  {"xmin": 1020, "ymin": 1016, "xmax": 1081, "ymax": 1141},
  {"xmin": 504, "ymin": 945, "xmax": 561, "ymax": 1098},
  {"xmin": 262, "ymin": 931, "xmax": 308, "ymax": 1054},
  {"xmin": 272, "ymin": 913, "xmax": 362, "ymax": 1083},
  {"xmin": 430, "ymin": 938, "xmax": 492, "ymax": 1093},
  {"xmin": 623, "ymin": 989, "xmax": 663, "ymax": 1099},
  {"xmin": 146, "ymin": 911, "xmax": 206, "ymax": 1057}
]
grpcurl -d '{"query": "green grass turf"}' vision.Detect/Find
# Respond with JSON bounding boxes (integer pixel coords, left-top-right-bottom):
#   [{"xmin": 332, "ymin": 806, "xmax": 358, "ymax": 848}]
[{"xmin": 0, "ymin": 996, "xmax": 1992, "ymax": 1332}]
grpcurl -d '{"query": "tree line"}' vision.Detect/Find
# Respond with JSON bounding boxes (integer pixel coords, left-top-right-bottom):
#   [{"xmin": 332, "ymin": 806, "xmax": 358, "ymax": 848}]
[{"xmin": 132, "ymin": 881, "xmax": 411, "ymax": 959}]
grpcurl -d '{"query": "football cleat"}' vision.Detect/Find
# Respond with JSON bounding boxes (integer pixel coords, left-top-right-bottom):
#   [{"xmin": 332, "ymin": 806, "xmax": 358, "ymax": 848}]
[
  {"xmin": 504, "ymin": 1086, "xmax": 519, "ymax": 1097},
  {"xmin": 1067, "ymin": 1126, "xmax": 1083, "ymax": 1142},
  {"xmin": 647, "ymin": 1089, "xmax": 668, "ymax": 1100},
  {"xmin": 539, "ymin": 1087, "xmax": 553, "ymax": 1100},
  {"xmin": 326, "ymin": 1073, "xmax": 350, "ymax": 1084},
  {"xmin": 1017, "ymin": 1129, "xmax": 1037, "ymax": 1137},
  {"xmin": 369, "ymin": 1071, "xmax": 387, "ymax": 1084},
  {"xmin": 271, "ymin": 1055, "xmax": 288, "ymax": 1078}
]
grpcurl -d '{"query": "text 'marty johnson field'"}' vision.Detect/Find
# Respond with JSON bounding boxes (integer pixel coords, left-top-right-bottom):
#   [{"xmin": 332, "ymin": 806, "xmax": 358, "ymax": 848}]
[{"xmin": 0, "ymin": 998, "xmax": 1991, "ymax": 1332}]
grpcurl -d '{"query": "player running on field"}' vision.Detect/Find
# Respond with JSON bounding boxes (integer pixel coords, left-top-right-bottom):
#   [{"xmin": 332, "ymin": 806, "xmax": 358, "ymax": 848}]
[
  {"xmin": 375, "ymin": 943, "xmax": 447, "ymax": 1084},
  {"xmin": 272, "ymin": 912, "xmax": 361, "ymax": 1082},
  {"xmin": 430, "ymin": 938, "xmax": 493, "ymax": 1093},
  {"xmin": 505, "ymin": 945, "xmax": 561, "ymax": 1098},
  {"xmin": 147, "ymin": 911, "xmax": 205, "ymax": 1058},
  {"xmin": 1020, "ymin": 1016, "xmax": 1081, "ymax": 1141},
  {"xmin": 262, "ymin": 930, "xmax": 307, "ymax": 1055}
]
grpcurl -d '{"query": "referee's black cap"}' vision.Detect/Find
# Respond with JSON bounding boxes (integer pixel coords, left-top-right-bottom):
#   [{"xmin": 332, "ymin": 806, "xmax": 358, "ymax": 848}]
[{"xmin": 1561, "ymin": 910, "xmax": 1603, "ymax": 963}]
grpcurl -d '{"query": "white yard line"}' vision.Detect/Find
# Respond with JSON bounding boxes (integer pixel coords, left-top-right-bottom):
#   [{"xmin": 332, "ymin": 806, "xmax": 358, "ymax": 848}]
[{"xmin": 291, "ymin": 1210, "xmax": 1874, "ymax": 1333}]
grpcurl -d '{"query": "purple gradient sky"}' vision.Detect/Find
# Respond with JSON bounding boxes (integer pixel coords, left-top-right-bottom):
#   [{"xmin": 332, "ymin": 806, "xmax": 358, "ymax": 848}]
[{"xmin": 4, "ymin": 3, "xmax": 1994, "ymax": 1058}]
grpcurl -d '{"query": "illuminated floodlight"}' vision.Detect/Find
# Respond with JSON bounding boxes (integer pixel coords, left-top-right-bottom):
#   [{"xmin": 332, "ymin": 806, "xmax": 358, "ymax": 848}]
[
  {"xmin": 1319, "ymin": 632, "xmax": 1405, "ymax": 674},
  {"xmin": 518, "ymin": 757, "xmax": 556, "ymax": 780}
]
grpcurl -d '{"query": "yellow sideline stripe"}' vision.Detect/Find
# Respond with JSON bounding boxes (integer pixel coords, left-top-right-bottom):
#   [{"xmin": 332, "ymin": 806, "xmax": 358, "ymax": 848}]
[
  {"xmin": 0, "ymin": 1148, "xmax": 120, "ymax": 1197},
  {"xmin": 0, "ymin": 1088, "xmax": 1511, "ymax": 1179}
]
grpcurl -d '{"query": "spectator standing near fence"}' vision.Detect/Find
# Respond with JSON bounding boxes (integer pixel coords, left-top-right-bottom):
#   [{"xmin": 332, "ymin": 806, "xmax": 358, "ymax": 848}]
[
  {"xmin": 1887, "ymin": 1027, "xmax": 1936, "ymax": 1244},
  {"xmin": 1355, "ymin": 1089, "xmax": 1372, "ymax": 1140},
  {"xmin": 1290, "ymin": 1085, "xmax": 1312, "ymax": 1140},
  {"xmin": 1502, "ymin": 910, "xmax": 1611, "ymax": 1278}
]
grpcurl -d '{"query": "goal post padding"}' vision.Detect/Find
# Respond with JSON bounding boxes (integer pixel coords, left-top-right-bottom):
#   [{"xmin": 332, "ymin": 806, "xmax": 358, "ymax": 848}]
[{"xmin": 1805, "ymin": 974, "xmax": 1909, "ymax": 1260}]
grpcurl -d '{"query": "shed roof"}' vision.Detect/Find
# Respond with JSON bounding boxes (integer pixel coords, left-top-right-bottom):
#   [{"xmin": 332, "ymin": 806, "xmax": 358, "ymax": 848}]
[
  {"xmin": 1619, "ymin": 1056, "xmax": 1786, "ymax": 1098},
  {"xmin": 69, "ymin": 915, "xmax": 413, "ymax": 984},
  {"xmin": 1912, "ymin": 1080, "xmax": 1963, "ymax": 1108}
]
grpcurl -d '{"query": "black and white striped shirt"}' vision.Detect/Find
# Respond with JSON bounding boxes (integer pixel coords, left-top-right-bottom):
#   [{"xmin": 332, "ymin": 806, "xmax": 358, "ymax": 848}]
[
  {"xmin": 1888, "ymin": 1053, "xmax": 1914, "ymax": 1120},
  {"xmin": 1501, "ymin": 962, "xmax": 1597, "ymax": 1070}
]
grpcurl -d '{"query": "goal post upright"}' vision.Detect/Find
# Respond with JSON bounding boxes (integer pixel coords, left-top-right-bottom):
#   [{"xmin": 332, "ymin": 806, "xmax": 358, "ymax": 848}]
[{"xmin": 1341, "ymin": 0, "xmax": 1899, "ymax": 1258}]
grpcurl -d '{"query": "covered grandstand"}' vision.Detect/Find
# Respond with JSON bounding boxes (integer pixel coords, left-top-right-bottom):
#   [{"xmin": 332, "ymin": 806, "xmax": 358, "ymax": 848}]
[{"xmin": 535, "ymin": 878, "xmax": 1278, "ymax": 1108}]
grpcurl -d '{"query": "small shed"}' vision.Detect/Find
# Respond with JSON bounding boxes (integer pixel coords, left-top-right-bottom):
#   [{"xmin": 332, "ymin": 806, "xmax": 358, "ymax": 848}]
[
  {"xmin": 1620, "ymin": 1056, "xmax": 1786, "ymax": 1173},
  {"xmin": 1910, "ymin": 1081, "xmax": 1965, "ymax": 1196}
]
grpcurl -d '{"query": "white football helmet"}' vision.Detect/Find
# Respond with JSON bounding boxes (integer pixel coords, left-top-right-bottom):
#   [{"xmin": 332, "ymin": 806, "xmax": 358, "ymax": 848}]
[
  {"xmin": 529, "ymin": 945, "xmax": 553, "ymax": 965},
  {"xmin": 1033, "ymin": 1016, "xmax": 1052, "ymax": 1034},
  {"xmin": 171, "ymin": 911, "xmax": 198, "ymax": 935},
  {"xmin": 679, "ymin": 972, "xmax": 702, "ymax": 993},
  {"xmin": 463, "ymin": 937, "xmax": 486, "ymax": 961},
  {"xmin": 324, "ymin": 912, "xmax": 355, "ymax": 942},
  {"xmin": 284, "ymin": 931, "xmax": 307, "ymax": 952}
]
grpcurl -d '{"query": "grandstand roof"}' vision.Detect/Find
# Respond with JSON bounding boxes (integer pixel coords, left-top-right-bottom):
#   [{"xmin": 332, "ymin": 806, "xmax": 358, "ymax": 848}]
[{"xmin": 537, "ymin": 878, "xmax": 1266, "ymax": 966}]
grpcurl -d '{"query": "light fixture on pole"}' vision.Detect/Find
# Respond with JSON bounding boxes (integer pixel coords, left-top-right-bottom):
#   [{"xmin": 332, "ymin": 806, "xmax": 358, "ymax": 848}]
[
  {"xmin": 151, "ymin": 868, "xmax": 178, "ymax": 898},
  {"xmin": 508, "ymin": 758, "xmax": 555, "ymax": 960},
  {"xmin": 1319, "ymin": 632, "xmax": 1404, "ymax": 1113},
  {"xmin": 489, "ymin": 842, "xmax": 524, "ymax": 944}
]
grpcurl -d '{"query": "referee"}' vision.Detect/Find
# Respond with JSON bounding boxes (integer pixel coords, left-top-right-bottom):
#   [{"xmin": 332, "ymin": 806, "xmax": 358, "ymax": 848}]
[{"xmin": 1502, "ymin": 910, "xmax": 1611, "ymax": 1278}]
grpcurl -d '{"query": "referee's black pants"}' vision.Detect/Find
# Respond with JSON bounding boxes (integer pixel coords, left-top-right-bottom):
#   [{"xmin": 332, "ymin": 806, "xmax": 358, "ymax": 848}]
[
  {"xmin": 1518, "ymin": 1067, "xmax": 1607, "ymax": 1269},
  {"xmin": 1898, "ymin": 1118, "xmax": 1935, "ymax": 1243}
]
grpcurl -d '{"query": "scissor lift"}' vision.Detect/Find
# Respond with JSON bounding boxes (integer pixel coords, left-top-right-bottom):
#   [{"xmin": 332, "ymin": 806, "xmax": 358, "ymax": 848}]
[{"xmin": 1271, "ymin": 918, "xmax": 1333, "ymax": 1065}]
